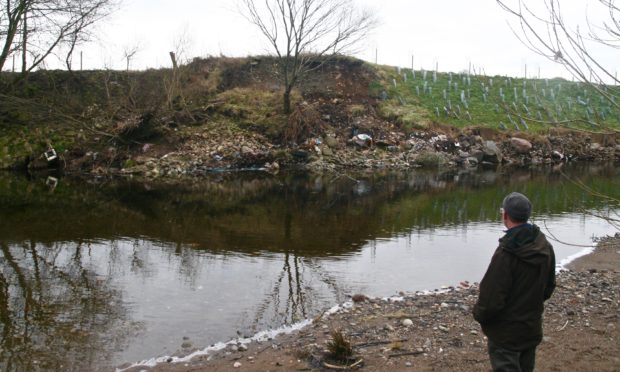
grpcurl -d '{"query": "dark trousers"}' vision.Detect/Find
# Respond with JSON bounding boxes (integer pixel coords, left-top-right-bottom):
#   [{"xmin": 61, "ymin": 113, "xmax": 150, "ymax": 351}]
[{"xmin": 488, "ymin": 339, "xmax": 536, "ymax": 372}]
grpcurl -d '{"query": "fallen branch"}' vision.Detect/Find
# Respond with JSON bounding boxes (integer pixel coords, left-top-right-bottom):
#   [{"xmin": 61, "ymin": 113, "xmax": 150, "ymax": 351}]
[
  {"xmin": 323, "ymin": 358, "xmax": 364, "ymax": 370},
  {"xmin": 354, "ymin": 339, "xmax": 408, "ymax": 348},
  {"xmin": 388, "ymin": 350, "xmax": 424, "ymax": 358},
  {"xmin": 385, "ymin": 311, "xmax": 418, "ymax": 319}
]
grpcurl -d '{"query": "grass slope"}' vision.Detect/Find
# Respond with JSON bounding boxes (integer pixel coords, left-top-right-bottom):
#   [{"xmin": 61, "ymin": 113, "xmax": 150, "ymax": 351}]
[{"xmin": 375, "ymin": 65, "xmax": 620, "ymax": 133}]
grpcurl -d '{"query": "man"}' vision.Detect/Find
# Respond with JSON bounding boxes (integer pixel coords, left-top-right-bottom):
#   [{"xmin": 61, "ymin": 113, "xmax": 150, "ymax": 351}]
[{"xmin": 474, "ymin": 192, "xmax": 556, "ymax": 372}]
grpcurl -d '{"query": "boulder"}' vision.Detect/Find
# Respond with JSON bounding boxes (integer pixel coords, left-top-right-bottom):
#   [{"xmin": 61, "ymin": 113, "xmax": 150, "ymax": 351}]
[
  {"xmin": 590, "ymin": 143, "xmax": 602, "ymax": 151},
  {"xmin": 510, "ymin": 137, "xmax": 532, "ymax": 154},
  {"xmin": 482, "ymin": 141, "xmax": 503, "ymax": 163},
  {"xmin": 470, "ymin": 149, "xmax": 485, "ymax": 162}
]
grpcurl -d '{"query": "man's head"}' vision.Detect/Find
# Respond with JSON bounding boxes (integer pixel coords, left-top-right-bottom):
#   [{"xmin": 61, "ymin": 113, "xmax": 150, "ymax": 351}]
[{"xmin": 501, "ymin": 192, "xmax": 532, "ymax": 227}]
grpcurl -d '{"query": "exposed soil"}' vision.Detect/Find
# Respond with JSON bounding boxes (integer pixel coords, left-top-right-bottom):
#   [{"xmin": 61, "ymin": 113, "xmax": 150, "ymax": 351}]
[
  {"xmin": 2, "ymin": 56, "xmax": 619, "ymax": 175},
  {"xmin": 119, "ymin": 234, "xmax": 620, "ymax": 372}
]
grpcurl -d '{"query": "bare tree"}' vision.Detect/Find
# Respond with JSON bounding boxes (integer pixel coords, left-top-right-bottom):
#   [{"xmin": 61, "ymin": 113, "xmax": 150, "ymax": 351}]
[
  {"xmin": 497, "ymin": 0, "xmax": 619, "ymax": 111},
  {"xmin": 241, "ymin": 0, "xmax": 376, "ymax": 114},
  {"xmin": 0, "ymin": 0, "xmax": 116, "ymax": 75},
  {"xmin": 122, "ymin": 41, "xmax": 140, "ymax": 71}
]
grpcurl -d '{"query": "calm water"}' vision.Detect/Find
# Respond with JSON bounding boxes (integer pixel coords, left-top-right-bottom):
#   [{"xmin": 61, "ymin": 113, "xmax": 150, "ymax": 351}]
[{"xmin": 0, "ymin": 164, "xmax": 618, "ymax": 370}]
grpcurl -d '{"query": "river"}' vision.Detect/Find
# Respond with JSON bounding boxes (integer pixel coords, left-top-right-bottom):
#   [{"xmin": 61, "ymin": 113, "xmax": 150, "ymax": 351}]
[{"xmin": 0, "ymin": 163, "xmax": 618, "ymax": 370}]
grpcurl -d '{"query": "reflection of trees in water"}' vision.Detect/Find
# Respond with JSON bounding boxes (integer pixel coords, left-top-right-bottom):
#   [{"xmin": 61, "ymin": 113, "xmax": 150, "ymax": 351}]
[
  {"xmin": 250, "ymin": 250, "xmax": 349, "ymax": 332},
  {"xmin": 248, "ymin": 187, "xmax": 352, "ymax": 332},
  {"xmin": 0, "ymin": 241, "xmax": 135, "ymax": 371}
]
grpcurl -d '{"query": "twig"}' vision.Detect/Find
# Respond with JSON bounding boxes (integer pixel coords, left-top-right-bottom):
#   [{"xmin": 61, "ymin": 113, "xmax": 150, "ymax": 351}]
[
  {"xmin": 557, "ymin": 319, "xmax": 569, "ymax": 331},
  {"xmin": 388, "ymin": 350, "xmax": 424, "ymax": 358},
  {"xmin": 559, "ymin": 171, "xmax": 620, "ymax": 203},
  {"xmin": 323, "ymin": 358, "xmax": 364, "ymax": 370},
  {"xmin": 354, "ymin": 339, "xmax": 408, "ymax": 348},
  {"xmin": 542, "ymin": 220, "xmax": 594, "ymax": 247}
]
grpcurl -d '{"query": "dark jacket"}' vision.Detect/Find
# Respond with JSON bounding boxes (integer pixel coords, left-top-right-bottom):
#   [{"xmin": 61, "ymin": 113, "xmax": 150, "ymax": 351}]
[{"xmin": 473, "ymin": 223, "xmax": 556, "ymax": 351}]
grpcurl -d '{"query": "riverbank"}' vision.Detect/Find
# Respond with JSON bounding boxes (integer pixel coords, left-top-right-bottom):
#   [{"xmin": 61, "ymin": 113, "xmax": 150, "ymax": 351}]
[
  {"xmin": 2, "ymin": 57, "xmax": 619, "ymax": 175},
  {"xmin": 120, "ymin": 233, "xmax": 620, "ymax": 372}
]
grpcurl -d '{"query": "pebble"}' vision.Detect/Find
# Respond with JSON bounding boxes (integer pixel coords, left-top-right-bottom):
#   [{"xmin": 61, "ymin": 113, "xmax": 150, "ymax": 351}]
[
  {"xmin": 402, "ymin": 319, "xmax": 413, "ymax": 327},
  {"xmin": 238, "ymin": 344, "xmax": 248, "ymax": 352},
  {"xmin": 233, "ymin": 361, "xmax": 242, "ymax": 368},
  {"xmin": 405, "ymin": 361, "xmax": 412, "ymax": 367}
]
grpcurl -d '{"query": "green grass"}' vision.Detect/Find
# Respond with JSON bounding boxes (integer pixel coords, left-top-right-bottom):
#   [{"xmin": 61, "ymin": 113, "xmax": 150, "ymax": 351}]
[{"xmin": 375, "ymin": 65, "xmax": 620, "ymax": 133}]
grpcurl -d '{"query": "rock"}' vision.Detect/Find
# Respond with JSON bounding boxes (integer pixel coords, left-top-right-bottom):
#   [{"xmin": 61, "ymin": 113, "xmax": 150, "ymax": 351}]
[
  {"xmin": 325, "ymin": 135, "xmax": 338, "ymax": 148},
  {"xmin": 482, "ymin": 141, "xmax": 502, "ymax": 163},
  {"xmin": 510, "ymin": 137, "xmax": 532, "ymax": 154},
  {"xmin": 458, "ymin": 150, "xmax": 470, "ymax": 158},
  {"xmin": 233, "ymin": 361, "xmax": 242, "ymax": 368},
  {"xmin": 181, "ymin": 341, "xmax": 192, "ymax": 349},
  {"xmin": 438, "ymin": 325, "xmax": 449, "ymax": 332},
  {"xmin": 321, "ymin": 146, "xmax": 334, "ymax": 156},
  {"xmin": 241, "ymin": 146, "xmax": 255, "ymax": 156},
  {"xmin": 590, "ymin": 143, "xmax": 602, "ymax": 151},
  {"xmin": 384, "ymin": 324, "xmax": 395, "ymax": 332},
  {"xmin": 552, "ymin": 151, "xmax": 565, "ymax": 161},
  {"xmin": 238, "ymin": 344, "xmax": 248, "ymax": 352},
  {"xmin": 470, "ymin": 149, "xmax": 484, "ymax": 162},
  {"xmin": 413, "ymin": 151, "xmax": 448, "ymax": 167},
  {"xmin": 402, "ymin": 319, "xmax": 413, "ymax": 327}
]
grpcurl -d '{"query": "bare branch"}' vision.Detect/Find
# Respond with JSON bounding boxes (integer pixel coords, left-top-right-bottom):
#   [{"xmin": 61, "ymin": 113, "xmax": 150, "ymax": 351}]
[{"xmin": 241, "ymin": 0, "xmax": 376, "ymax": 114}]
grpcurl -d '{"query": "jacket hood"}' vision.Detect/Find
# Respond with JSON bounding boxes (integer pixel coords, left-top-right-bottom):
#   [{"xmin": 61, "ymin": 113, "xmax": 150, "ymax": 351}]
[{"xmin": 499, "ymin": 224, "xmax": 551, "ymax": 264}]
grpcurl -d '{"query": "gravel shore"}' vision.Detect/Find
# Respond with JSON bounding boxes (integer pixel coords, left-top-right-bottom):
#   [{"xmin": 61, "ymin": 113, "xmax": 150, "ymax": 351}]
[{"xmin": 122, "ymin": 233, "xmax": 620, "ymax": 372}]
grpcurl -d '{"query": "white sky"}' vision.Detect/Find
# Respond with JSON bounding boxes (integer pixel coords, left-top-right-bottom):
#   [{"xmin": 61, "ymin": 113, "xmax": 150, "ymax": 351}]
[{"xmin": 58, "ymin": 0, "xmax": 616, "ymax": 80}]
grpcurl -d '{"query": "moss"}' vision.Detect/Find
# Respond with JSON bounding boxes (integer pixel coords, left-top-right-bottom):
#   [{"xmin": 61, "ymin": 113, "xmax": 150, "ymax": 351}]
[
  {"xmin": 377, "ymin": 101, "xmax": 432, "ymax": 131},
  {"xmin": 348, "ymin": 104, "xmax": 366, "ymax": 117}
]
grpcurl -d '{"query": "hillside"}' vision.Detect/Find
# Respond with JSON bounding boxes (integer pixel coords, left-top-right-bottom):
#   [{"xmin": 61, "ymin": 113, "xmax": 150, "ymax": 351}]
[{"xmin": 0, "ymin": 56, "xmax": 618, "ymax": 175}]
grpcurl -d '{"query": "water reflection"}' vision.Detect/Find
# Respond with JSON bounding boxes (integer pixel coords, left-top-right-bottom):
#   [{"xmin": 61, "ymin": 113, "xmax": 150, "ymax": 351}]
[
  {"xmin": 0, "ymin": 163, "xmax": 618, "ymax": 368},
  {"xmin": 0, "ymin": 240, "xmax": 136, "ymax": 370}
]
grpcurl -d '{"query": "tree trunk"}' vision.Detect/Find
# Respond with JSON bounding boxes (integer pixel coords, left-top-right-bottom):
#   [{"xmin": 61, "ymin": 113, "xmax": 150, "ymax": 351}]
[
  {"xmin": 21, "ymin": 9, "xmax": 27, "ymax": 74},
  {"xmin": 283, "ymin": 90, "xmax": 292, "ymax": 114}
]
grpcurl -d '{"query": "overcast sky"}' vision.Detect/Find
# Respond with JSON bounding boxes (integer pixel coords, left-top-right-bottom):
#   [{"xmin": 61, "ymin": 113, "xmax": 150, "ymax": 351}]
[{"xmin": 70, "ymin": 0, "xmax": 615, "ymax": 80}]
